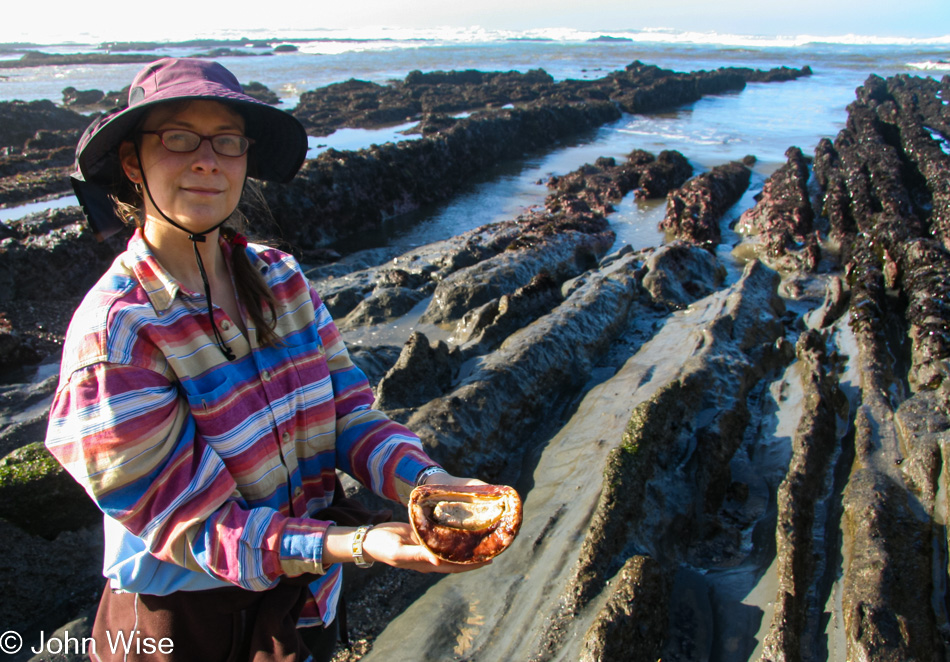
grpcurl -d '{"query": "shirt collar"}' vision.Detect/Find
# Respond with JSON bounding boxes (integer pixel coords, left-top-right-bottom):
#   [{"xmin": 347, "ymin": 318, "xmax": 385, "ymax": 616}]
[
  {"xmin": 127, "ymin": 227, "xmax": 239, "ymax": 313},
  {"xmin": 244, "ymin": 243, "xmax": 269, "ymax": 276}
]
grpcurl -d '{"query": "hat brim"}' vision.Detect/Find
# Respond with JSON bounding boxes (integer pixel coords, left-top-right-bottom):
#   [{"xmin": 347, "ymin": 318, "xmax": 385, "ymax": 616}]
[{"xmin": 78, "ymin": 94, "xmax": 307, "ymax": 185}]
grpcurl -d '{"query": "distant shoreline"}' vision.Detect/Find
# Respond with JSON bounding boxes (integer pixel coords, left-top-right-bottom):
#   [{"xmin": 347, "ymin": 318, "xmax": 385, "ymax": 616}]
[{"xmin": 0, "ymin": 39, "xmax": 313, "ymax": 68}]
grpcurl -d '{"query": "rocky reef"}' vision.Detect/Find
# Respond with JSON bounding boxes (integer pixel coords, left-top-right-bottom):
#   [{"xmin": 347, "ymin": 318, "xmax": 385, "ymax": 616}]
[
  {"xmin": 263, "ymin": 62, "xmax": 809, "ymax": 251},
  {"xmin": 291, "ymin": 63, "xmax": 811, "ymax": 137},
  {"xmin": 0, "ymin": 100, "xmax": 89, "ymax": 206},
  {"xmin": 3, "ymin": 62, "xmax": 949, "ymax": 662}
]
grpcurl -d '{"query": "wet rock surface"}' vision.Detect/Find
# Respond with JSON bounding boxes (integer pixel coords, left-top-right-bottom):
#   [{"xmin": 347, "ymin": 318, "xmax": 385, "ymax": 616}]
[
  {"xmin": 0, "ymin": 441, "xmax": 100, "ymax": 539},
  {"xmin": 0, "ymin": 313, "xmax": 39, "ymax": 371},
  {"xmin": 61, "ymin": 85, "xmax": 128, "ymax": 111},
  {"xmin": 0, "ymin": 51, "xmax": 157, "ymax": 68},
  {"xmin": 660, "ymin": 155, "xmax": 755, "ymax": 248},
  {"xmin": 0, "ymin": 60, "xmax": 806, "ymax": 288},
  {"xmin": 640, "ymin": 240, "xmax": 726, "ymax": 309},
  {"xmin": 580, "ymin": 555, "xmax": 670, "ymax": 662},
  {"xmin": 406, "ymin": 252, "xmax": 643, "ymax": 482},
  {"xmin": 544, "ymin": 260, "xmax": 787, "ymax": 656},
  {"xmin": 545, "ymin": 149, "xmax": 693, "ymax": 212},
  {"xmin": 3, "ymin": 65, "xmax": 949, "ymax": 662},
  {"xmin": 759, "ymin": 329, "xmax": 844, "ymax": 662},
  {"xmin": 0, "ymin": 100, "xmax": 89, "ymax": 150},
  {"xmin": 352, "ymin": 73, "xmax": 950, "ymax": 662},
  {"xmin": 736, "ymin": 146, "xmax": 819, "ymax": 272},
  {"xmin": 0, "ymin": 40, "xmax": 292, "ymax": 71},
  {"xmin": 815, "ymin": 73, "xmax": 950, "ymax": 391},
  {"xmin": 373, "ymin": 331, "xmax": 462, "ymax": 414}
]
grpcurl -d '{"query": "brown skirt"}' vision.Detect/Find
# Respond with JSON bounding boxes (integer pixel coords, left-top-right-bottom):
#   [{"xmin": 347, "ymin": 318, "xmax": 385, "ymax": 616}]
[{"xmin": 90, "ymin": 576, "xmax": 337, "ymax": 662}]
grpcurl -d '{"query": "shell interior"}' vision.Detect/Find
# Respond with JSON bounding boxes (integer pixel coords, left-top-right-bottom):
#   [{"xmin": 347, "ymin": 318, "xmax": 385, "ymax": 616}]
[{"xmin": 422, "ymin": 494, "xmax": 506, "ymax": 532}]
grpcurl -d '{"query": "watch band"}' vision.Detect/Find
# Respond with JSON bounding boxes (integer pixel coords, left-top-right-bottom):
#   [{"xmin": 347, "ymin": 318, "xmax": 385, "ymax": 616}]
[
  {"xmin": 417, "ymin": 465, "xmax": 449, "ymax": 486},
  {"xmin": 352, "ymin": 524, "xmax": 374, "ymax": 568}
]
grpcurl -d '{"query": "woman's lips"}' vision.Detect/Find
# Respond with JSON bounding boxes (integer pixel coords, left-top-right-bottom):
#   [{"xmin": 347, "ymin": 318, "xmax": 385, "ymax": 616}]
[{"xmin": 182, "ymin": 187, "xmax": 224, "ymax": 196}]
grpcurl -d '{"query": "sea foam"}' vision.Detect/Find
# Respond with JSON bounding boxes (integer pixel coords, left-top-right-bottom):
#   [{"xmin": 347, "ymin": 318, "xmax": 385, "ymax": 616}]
[{"xmin": 7, "ymin": 26, "xmax": 950, "ymax": 51}]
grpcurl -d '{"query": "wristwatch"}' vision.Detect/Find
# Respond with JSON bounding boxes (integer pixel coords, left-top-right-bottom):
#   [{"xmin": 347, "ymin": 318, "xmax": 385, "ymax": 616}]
[
  {"xmin": 417, "ymin": 465, "xmax": 449, "ymax": 486},
  {"xmin": 352, "ymin": 524, "xmax": 374, "ymax": 568}
]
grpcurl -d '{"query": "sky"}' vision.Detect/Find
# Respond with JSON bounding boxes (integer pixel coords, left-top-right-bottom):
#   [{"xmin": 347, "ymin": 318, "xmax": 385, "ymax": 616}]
[{"xmin": 3, "ymin": 0, "xmax": 949, "ymax": 44}]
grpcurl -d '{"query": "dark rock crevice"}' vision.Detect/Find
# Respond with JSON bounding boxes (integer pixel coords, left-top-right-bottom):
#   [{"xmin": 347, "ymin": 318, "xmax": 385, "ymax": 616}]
[
  {"xmin": 760, "ymin": 330, "xmax": 848, "ymax": 662},
  {"xmin": 406, "ymin": 258, "xmax": 644, "ymax": 483}
]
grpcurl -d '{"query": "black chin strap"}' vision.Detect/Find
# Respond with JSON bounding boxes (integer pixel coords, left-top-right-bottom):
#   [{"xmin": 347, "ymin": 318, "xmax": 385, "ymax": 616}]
[{"xmin": 136, "ymin": 143, "xmax": 236, "ymax": 361}]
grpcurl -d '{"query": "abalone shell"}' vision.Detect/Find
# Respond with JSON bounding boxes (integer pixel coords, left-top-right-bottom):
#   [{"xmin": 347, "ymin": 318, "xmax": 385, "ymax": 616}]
[{"xmin": 409, "ymin": 484, "xmax": 523, "ymax": 564}]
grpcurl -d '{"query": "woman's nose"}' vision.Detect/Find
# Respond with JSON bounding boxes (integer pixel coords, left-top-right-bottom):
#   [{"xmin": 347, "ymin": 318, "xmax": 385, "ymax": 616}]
[{"xmin": 191, "ymin": 139, "xmax": 220, "ymax": 170}]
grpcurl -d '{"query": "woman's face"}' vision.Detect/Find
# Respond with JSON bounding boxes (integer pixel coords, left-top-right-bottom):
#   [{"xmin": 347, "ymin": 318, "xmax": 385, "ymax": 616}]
[{"xmin": 120, "ymin": 100, "xmax": 248, "ymax": 234}]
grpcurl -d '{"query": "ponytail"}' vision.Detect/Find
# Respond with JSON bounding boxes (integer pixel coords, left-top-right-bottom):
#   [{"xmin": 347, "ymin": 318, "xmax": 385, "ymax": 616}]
[{"xmin": 221, "ymin": 225, "xmax": 281, "ymax": 348}]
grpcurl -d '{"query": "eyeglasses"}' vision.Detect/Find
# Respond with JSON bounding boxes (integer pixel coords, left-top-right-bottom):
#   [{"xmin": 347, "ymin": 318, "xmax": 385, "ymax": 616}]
[{"xmin": 140, "ymin": 129, "xmax": 253, "ymax": 157}]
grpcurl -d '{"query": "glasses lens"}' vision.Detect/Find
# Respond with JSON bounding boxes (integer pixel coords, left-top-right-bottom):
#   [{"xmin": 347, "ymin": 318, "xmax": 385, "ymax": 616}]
[
  {"xmin": 159, "ymin": 130, "xmax": 201, "ymax": 153},
  {"xmin": 211, "ymin": 135, "xmax": 250, "ymax": 157}
]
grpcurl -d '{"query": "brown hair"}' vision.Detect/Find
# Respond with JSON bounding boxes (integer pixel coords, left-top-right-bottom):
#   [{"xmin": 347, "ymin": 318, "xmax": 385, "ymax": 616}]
[{"xmin": 222, "ymin": 186, "xmax": 282, "ymax": 348}]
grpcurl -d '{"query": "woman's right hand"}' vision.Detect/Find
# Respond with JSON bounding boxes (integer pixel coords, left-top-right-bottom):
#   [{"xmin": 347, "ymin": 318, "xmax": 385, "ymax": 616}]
[{"xmin": 321, "ymin": 522, "xmax": 489, "ymax": 573}]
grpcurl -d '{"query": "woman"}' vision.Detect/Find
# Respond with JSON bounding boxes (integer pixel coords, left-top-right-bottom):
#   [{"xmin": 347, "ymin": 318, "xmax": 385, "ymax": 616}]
[{"xmin": 45, "ymin": 58, "xmax": 485, "ymax": 662}]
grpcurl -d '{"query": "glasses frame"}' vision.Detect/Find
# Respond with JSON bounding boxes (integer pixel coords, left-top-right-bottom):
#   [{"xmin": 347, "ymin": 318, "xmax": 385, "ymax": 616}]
[{"xmin": 139, "ymin": 129, "xmax": 254, "ymax": 157}]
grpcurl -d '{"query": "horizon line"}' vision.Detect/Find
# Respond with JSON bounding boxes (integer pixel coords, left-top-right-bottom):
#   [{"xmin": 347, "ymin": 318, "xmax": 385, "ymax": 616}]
[{"xmin": 2, "ymin": 26, "xmax": 950, "ymax": 49}]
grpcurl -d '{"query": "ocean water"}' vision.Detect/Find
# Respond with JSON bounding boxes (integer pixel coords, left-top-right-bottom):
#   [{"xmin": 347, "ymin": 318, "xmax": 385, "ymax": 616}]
[{"xmin": 1, "ymin": 28, "xmax": 949, "ymax": 249}]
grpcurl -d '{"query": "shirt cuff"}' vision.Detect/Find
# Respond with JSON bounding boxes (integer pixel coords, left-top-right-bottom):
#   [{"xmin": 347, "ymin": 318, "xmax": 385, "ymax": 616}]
[
  {"xmin": 392, "ymin": 452, "xmax": 440, "ymax": 504},
  {"xmin": 279, "ymin": 519, "xmax": 332, "ymax": 577}
]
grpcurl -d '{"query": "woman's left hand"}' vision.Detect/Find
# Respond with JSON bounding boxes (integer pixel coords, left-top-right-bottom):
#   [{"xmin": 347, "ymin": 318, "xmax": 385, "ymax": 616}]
[{"xmin": 360, "ymin": 521, "xmax": 491, "ymax": 573}]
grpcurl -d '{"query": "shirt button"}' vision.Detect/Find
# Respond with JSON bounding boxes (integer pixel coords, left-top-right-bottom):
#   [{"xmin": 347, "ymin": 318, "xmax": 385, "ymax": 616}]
[
  {"xmin": 294, "ymin": 486, "xmax": 303, "ymax": 497},
  {"xmin": 282, "ymin": 431, "xmax": 291, "ymax": 444},
  {"xmin": 261, "ymin": 370, "xmax": 271, "ymax": 381},
  {"xmin": 220, "ymin": 320, "xmax": 231, "ymax": 331}
]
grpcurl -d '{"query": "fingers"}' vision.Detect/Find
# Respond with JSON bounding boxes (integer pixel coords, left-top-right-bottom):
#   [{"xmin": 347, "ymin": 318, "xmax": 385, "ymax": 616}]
[
  {"xmin": 430, "ymin": 558, "xmax": 493, "ymax": 573},
  {"xmin": 361, "ymin": 522, "xmax": 492, "ymax": 573},
  {"xmin": 406, "ymin": 556, "xmax": 492, "ymax": 574}
]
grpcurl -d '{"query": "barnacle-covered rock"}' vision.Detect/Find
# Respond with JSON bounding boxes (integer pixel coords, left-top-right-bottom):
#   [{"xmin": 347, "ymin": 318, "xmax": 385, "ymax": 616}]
[{"xmin": 409, "ymin": 484, "xmax": 523, "ymax": 564}]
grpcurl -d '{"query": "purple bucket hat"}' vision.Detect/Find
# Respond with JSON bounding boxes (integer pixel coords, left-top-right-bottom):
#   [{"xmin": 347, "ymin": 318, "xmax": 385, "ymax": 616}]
[{"xmin": 76, "ymin": 57, "xmax": 307, "ymax": 185}]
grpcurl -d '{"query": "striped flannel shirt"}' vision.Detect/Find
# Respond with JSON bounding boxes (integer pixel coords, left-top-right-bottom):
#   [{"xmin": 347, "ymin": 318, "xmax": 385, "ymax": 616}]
[{"xmin": 45, "ymin": 228, "xmax": 439, "ymax": 627}]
